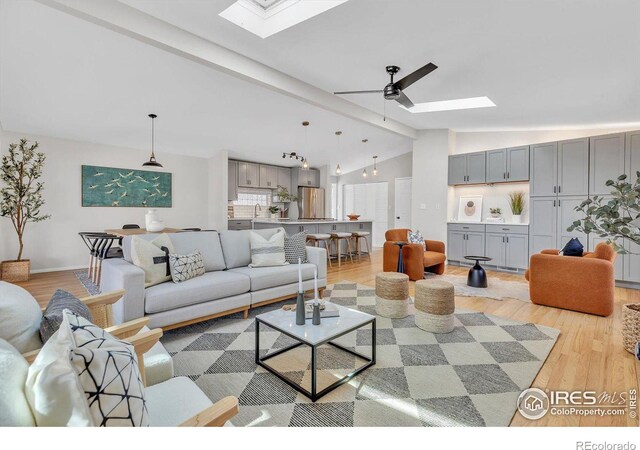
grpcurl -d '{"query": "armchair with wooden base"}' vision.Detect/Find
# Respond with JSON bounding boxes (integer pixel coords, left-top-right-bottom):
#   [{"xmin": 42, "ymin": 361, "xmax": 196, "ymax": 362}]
[{"xmin": 383, "ymin": 229, "xmax": 446, "ymax": 281}]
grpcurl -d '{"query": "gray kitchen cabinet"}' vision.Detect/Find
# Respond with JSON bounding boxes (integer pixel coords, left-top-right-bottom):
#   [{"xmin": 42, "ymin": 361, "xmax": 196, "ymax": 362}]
[
  {"xmin": 277, "ymin": 167, "xmax": 292, "ymax": 193},
  {"xmin": 625, "ymin": 239, "xmax": 640, "ymax": 283},
  {"xmin": 558, "ymin": 138, "xmax": 589, "ymax": 196},
  {"xmin": 627, "ymin": 130, "xmax": 640, "ymax": 177},
  {"xmin": 485, "ymin": 233, "xmax": 506, "ymax": 266},
  {"xmin": 529, "ymin": 196, "xmax": 558, "ymax": 255},
  {"xmin": 447, "ymin": 224, "xmax": 485, "ymax": 262},
  {"xmin": 294, "ymin": 168, "xmax": 320, "ymax": 187},
  {"xmin": 590, "ymin": 133, "xmax": 625, "ymax": 195},
  {"xmin": 485, "ymin": 149, "xmax": 507, "ymax": 183},
  {"xmin": 505, "ymin": 234, "xmax": 529, "ymax": 269},
  {"xmin": 556, "ymin": 196, "xmax": 588, "ymax": 249},
  {"xmin": 228, "ymin": 219, "xmax": 252, "ymax": 230},
  {"xmin": 448, "ymin": 152, "xmax": 485, "ymax": 185},
  {"xmin": 447, "ymin": 230, "xmax": 466, "ymax": 262},
  {"xmin": 237, "ymin": 161, "xmax": 259, "ymax": 187},
  {"xmin": 259, "ymin": 164, "xmax": 278, "ymax": 188},
  {"xmin": 228, "ymin": 160, "xmax": 238, "ymax": 201},
  {"xmin": 530, "ymin": 142, "xmax": 558, "ymax": 197},
  {"xmin": 589, "ymin": 235, "xmax": 624, "ymax": 280},
  {"xmin": 506, "ymin": 146, "xmax": 530, "ymax": 182}
]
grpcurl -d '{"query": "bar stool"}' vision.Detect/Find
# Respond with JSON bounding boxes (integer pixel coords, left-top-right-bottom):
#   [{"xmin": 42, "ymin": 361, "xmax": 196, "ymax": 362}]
[
  {"xmin": 351, "ymin": 231, "xmax": 371, "ymax": 261},
  {"xmin": 330, "ymin": 232, "xmax": 354, "ymax": 267},
  {"xmin": 306, "ymin": 233, "xmax": 332, "ymax": 268},
  {"xmin": 79, "ymin": 232, "xmax": 107, "ymax": 282}
]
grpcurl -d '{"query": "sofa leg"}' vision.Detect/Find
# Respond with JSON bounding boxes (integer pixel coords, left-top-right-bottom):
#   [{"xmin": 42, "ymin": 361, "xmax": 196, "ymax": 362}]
[
  {"xmin": 318, "ymin": 287, "xmax": 325, "ymax": 299},
  {"xmin": 243, "ymin": 309, "xmax": 249, "ymax": 320}
]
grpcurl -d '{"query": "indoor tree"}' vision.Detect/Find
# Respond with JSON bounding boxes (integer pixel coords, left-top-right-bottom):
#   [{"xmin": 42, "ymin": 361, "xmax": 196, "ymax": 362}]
[
  {"xmin": 0, "ymin": 139, "xmax": 51, "ymax": 261},
  {"xmin": 567, "ymin": 172, "xmax": 640, "ymax": 253}
]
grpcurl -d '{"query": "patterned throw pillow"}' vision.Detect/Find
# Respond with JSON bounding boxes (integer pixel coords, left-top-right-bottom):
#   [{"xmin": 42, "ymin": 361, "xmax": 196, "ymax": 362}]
[
  {"xmin": 284, "ymin": 231, "xmax": 308, "ymax": 264},
  {"xmin": 249, "ymin": 229, "xmax": 288, "ymax": 267},
  {"xmin": 408, "ymin": 229, "xmax": 426, "ymax": 250},
  {"xmin": 40, "ymin": 289, "xmax": 93, "ymax": 343},
  {"xmin": 169, "ymin": 250, "xmax": 206, "ymax": 283}
]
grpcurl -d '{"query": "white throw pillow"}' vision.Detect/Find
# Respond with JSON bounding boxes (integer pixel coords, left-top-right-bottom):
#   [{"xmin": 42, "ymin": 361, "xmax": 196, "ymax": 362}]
[
  {"xmin": 0, "ymin": 338, "xmax": 35, "ymax": 426},
  {"xmin": 249, "ymin": 229, "xmax": 288, "ymax": 268},
  {"xmin": 130, "ymin": 234, "xmax": 175, "ymax": 286},
  {"xmin": 0, "ymin": 281, "xmax": 43, "ymax": 353}
]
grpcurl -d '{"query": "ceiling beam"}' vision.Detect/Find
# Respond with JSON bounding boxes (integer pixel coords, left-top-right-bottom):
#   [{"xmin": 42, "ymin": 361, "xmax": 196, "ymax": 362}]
[{"xmin": 36, "ymin": 0, "xmax": 418, "ymax": 140}]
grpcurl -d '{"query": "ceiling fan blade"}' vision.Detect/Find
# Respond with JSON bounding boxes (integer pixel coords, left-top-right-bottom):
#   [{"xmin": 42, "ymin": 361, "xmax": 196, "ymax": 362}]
[
  {"xmin": 395, "ymin": 91, "xmax": 414, "ymax": 109},
  {"xmin": 393, "ymin": 62, "xmax": 438, "ymax": 91},
  {"xmin": 334, "ymin": 90, "xmax": 383, "ymax": 95}
]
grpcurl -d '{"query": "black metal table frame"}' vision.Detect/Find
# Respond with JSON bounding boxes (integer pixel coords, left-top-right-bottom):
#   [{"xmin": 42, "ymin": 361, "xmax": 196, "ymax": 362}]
[{"xmin": 255, "ymin": 316, "xmax": 376, "ymax": 402}]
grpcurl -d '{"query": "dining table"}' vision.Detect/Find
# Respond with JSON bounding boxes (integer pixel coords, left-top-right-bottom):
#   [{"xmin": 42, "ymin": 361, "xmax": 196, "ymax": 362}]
[{"xmin": 104, "ymin": 228, "xmax": 181, "ymax": 237}]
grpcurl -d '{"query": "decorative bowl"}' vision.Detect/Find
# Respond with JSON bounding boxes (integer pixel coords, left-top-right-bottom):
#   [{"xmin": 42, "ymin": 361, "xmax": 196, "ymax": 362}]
[{"xmin": 347, "ymin": 214, "xmax": 360, "ymax": 221}]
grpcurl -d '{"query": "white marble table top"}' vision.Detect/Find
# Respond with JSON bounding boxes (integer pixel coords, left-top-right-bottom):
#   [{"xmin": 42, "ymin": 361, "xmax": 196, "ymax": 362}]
[{"xmin": 256, "ymin": 302, "xmax": 375, "ymax": 346}]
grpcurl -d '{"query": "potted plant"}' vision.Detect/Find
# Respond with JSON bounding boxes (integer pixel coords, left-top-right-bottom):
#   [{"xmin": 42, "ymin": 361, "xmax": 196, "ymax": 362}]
[
  {"xmin": 508, "ymin": 191, "xmax": 525, "ymax": 223},
  {"xmin": 268, "ymin": 205, "xmax": 280, "ymax": 219},
  {"xmin": 275, "ymin": 185, "xmax": 299, "ymax": 220},
  {"xmin": 489, "ymin": 207, "xmax": 502, "ymax": 218},
  {"xmin": 0, "ymin": 139, "xmax": 51, "ymax": 281}
]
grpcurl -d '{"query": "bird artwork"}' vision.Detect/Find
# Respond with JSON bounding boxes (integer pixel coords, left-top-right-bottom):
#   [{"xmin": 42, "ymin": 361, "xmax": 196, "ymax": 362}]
[{"xmin": 82, "ymin": 165, "xmax": 171, "ymax": 207}]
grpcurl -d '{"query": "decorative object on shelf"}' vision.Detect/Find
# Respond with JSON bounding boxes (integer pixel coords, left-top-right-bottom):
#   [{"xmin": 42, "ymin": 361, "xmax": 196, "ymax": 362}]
[
  {"xmin": 81, "ymin": 165, "xmax": 172, "ymax": 207},
  {"xmin": 508, "ymin": 191, "xmax": 525, "ymax": 223},
  {"xmin": 142, "ymin": 113, "xmax": 163, "ymax": 168},
  {"xmin": 268, "ymin": 205, "xmax": 280, "ymax": 218},
  {"xmin": 457, "ymin": 195, "xmax": 483, "ymax": 222},
  {"xmin": 372, "ymin": 155, "xmax": 378, "ymax": 176},
  {"xmin": 361, "ymin": 139, "xmax": 368, "ymax": 178},
  {"xmin": 347, "ymin": 214, "xmax": 360, "ymax": 221},
  {"xmin": 568, "ymin": 172, "xmax": 640, "ymax": 254},
  {"xmin": 335, "ymin": 131, "xmax": 342, "ymax": 175},
  {"xmin": 0, "ymin": 139, "xmax": 51, "ymax": 282},
  {"xmin": 295, "ymin": 258, "xmax": 305, "ymax": 325},
  {"xmin": 145, "ymin": 209, "xmax": 165, "ymax": 232},
  {"xmin": 489, "ymin": 207, "xmax": 502, "ymax": 218}
]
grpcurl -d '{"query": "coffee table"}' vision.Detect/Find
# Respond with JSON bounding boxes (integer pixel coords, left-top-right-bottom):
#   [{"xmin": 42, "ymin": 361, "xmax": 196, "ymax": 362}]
[
  {"xmin": 464, "ymin": 255, "xmax": 492, "ymax": 288},
  {"xmin": 255, "ymin": 302, "xmax": 376, "ymax": 402}
]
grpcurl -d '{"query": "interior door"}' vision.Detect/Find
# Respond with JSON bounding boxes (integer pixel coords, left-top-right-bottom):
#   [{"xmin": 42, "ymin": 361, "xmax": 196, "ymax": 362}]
[{"xmin": 394, "ymin": 177, "xmax": 412, "ymax": 228}]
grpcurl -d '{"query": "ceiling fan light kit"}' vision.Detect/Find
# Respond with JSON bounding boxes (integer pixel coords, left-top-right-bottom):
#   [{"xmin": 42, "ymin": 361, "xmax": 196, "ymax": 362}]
[{"xmin": 142, "ymin": 113, "xmax": 163, "ymax": 168}]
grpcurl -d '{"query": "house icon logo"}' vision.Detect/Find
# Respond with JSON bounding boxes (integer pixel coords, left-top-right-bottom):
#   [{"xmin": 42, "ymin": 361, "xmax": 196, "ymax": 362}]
[{"xmin": 517, "ymin": 388, "xmax": 550, "ymax": 420}]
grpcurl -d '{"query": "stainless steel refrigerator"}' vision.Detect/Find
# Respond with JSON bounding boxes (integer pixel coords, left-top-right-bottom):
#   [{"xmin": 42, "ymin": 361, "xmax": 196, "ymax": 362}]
[{"xmin": 298, "ymin": 187, "xmax": 325, "ymax": 219}]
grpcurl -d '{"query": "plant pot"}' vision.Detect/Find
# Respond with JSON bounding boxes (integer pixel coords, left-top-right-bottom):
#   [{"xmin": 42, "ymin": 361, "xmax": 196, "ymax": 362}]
[
  {"xmin": 288, "ymin": 201, "xmax": 299, "ymax": 220},
  {"xmin": 1, "ymin": 259, "xmax": 31, "ymax": 282},
  {"xmin": 270, "ymin": 213, "xmax": 279, "ymax": 219},
  {"xmin": 512, "ymin": 214, "xmax": 522, "ymax": 224}
]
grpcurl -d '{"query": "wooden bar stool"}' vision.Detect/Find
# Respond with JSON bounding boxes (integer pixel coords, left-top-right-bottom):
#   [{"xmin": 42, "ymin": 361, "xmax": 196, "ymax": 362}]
[
  {"xmin": 330, "ymin": 232, "xmax": 354, "ymax": 267},
  {"xmin": 306, "ymin": 233, "xmax": 332, "ymax": 268},
  {"xmin": 351, "ymin": 231, "xmax": 371, "ymax": 261}
]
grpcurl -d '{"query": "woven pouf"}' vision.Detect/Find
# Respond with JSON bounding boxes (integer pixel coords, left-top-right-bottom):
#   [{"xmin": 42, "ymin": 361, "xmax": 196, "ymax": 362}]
[
  {"xmin": 414, "ymin": 280, "xmax": 455, "ymax": 333},
  {"xmin": 375, "ymin": 272, "xmax": 410, "ymax": 318}
]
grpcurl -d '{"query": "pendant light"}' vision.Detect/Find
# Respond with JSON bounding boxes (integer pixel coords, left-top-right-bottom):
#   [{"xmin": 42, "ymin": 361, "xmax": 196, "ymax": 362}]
[
  {"xmin": 142, "ymin": 113, "xmax": 163, "ymax": 168},
  {"xmin": 301, "ymin": 121, "xmax": 310, "ymax": 169},
  {"xmin": 335, "ymin": 131, "xmax": 342, "ymax": 175},
  {"xmin": 361, "ymin": 139, "xmax": 368, "ymax": 178},
  {"xmin": 372, "ymin": 155, "xmax": 378, "ymax": 176}
]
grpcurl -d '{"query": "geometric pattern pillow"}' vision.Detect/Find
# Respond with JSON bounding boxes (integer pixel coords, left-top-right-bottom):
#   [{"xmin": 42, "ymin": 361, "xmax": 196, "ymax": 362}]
[
  {"xmin": 408, "ymin": 229, "xmax": 426, "ymax": 250},
  {"xmin": 65, "ymin": 311, "xmax": 149, "ymax": 427},
  {"xmin": 40, "ymin": 289, "xmax": 93, "ymax": 343},
  {"xmin": 169, "ymin": 250, "xmax": 206, "ymax": 283},
  {"xmin": 284, "ymin": 231, "xmax": 308, "ymax": 264}
]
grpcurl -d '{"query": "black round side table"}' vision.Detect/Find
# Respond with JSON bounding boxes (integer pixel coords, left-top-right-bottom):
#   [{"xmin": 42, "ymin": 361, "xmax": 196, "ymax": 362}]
[
  {"xmin": 394, "ymin": 242, "xmax": 408, "ymax": 273},
  {"xmin": 464, "ymin": 256, "xmax": 492, "ymax": 288}
]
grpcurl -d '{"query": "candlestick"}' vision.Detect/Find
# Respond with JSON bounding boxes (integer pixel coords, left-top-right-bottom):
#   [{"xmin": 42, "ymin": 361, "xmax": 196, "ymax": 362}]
[
  {"xmin": 312, "ymin": 302, "xmax": 321, "ymax": 325},
  {"xmin": 313, "ymin": 267, "xmax": 318, "ymax": 305},
  {"xmin": 297, "ymin": 257, "xmax": 303, "ymax": 293}
]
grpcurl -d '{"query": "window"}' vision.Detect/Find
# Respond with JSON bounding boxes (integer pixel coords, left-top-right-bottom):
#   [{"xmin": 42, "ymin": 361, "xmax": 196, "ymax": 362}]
[{"xmin": 233, "ymin": 188, "xmax": 271, "ymax": 206}]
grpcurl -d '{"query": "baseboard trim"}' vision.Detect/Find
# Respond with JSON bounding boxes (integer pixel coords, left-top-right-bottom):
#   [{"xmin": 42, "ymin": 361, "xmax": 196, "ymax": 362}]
[{"xmin": 30, "ymin": 265, "xmax": 87, "ymax": 274}]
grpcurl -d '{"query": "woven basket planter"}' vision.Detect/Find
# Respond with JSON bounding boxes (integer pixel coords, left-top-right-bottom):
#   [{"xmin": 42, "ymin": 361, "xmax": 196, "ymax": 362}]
[
  {"xmin": 622, "ymin": 303, "xmax": 640, "ymax": 354},
  {"xmin": 1, "ymin": 259, "xmax": 30, "ymax": 282}
]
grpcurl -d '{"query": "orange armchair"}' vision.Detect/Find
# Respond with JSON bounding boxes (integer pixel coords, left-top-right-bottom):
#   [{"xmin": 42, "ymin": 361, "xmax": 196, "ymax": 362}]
[
  {"xmin": 525, "ymin": 242, "xmax": 617, "ymax": 317},
  {"xmin": 383, "ymin": 229, "xmax": 446, "ymax": 281}
]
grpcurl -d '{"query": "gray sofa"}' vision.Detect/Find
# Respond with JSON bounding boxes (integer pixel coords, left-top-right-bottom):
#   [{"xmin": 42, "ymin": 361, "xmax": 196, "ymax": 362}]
[{"xmin": 100, "ymin": 228, "xmax": 327, "ymax": 329}]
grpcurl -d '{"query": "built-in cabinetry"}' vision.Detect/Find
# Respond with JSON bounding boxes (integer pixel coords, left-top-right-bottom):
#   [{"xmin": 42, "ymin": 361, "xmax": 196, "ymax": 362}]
[
  {"xmin": 277, "ymin": 167, "xmax": 292, "ymax": 194},
  {"xmin": 293, "ymin": 167, "xmax": 320, "ymax": 187},
  {"xmin": 228, "ymin": 219, "xmax": 252, "ymax": 230},
  {"xmin": 589, "ymin": 133, "xmax": 626, "ymax": 195},
  {"xmin": 485, "ymin": 146, "xmax": 530, "ymax": 183},
  {"xmin": 230, "ymin": 160, "xmax": 295, "ymax": 192},
  {"xmin": 237, "ymin": 161, "xmax": 260, "ymax": 187},
  {"xmin": 447, "ymin": 223, "xmax": 529, "ymax": 270},
  {"xmin": 228, "ymin": 160, "xmax": 238, "ymax": 201},
  {"xmin": 448, "ymin": 153, "xmax": 486, "ymax": 185},
  {"xmin": 259, "ymin": 165, "xmax": 278, "ymax": 188}
]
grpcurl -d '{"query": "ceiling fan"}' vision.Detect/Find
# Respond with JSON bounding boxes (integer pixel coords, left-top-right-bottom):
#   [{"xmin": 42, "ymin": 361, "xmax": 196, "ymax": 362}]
[{"xmin": 333, "ymin": 63, "xmax": 437, "ymax": 109}]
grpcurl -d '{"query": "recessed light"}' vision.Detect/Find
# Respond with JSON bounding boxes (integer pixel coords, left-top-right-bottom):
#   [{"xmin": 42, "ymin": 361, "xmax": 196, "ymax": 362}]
[
  {"xmin": 220, "ymin": 0, "xmax": 349, "ymax": 39},
  {"xmin": 399, "ymin": 96, "xmax": 496, "ymax": 113}
]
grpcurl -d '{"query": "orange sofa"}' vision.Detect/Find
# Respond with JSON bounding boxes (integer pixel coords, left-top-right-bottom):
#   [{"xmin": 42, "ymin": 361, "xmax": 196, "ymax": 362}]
[
  {"xmin": 525, "ymin": 242, "xmax": 617, "ymax": 317},
  {"xmin": 383, "ymin": 229, "xmax": 446, "ymax": 281}
]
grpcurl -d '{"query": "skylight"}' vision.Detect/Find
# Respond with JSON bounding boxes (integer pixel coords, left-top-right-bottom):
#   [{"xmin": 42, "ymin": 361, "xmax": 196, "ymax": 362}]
[
  {"xmin": 400, "ymin": 96, "xmax": 496, "ymax": 113},
  {"xmin": 219, "ymin": 0, "xmax": 348, "ymax": 39}
]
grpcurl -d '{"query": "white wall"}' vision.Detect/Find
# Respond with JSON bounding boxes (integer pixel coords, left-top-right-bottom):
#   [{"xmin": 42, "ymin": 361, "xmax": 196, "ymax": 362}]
[
  {"xmin": 208, "ymin": 150, "xmax": 229, "ymax": 231},
  {"xmin": 449, "ymin": 182, "xmax": 530, "ymax": 223},
  {"xmin": 0, "ymin": 130, "xmax": 226, "ymax": 272}
]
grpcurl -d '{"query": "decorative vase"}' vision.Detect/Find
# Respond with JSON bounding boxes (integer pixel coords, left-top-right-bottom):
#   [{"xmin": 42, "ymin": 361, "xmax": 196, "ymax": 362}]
[
  {"xmin": 512, "ymin": 214, "xmax": 522, "ymax": 224},
  {"xmin": 288, "ymin": 201, "xmax": 299, "ymax": 220},
  {"xmin": 312, "ymin": 303, "xmax": 321, "ymax": 325},
  {"xmin": 145, "ymin": 209, "xmax": 165, "ymax": 232},
  {"xmin": 1, "ymin": 259, "xmax": 30, "ymax": 282}
]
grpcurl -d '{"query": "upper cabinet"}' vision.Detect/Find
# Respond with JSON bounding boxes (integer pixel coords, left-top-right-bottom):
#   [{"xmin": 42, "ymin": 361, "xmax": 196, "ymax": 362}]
[
  {"xmin": 558, "ymin": 138, "xmax": 589, "ymax": 196},
  {"xmin": 590, "ymin": 133, "xmax": 626, "ymax": 195},
  {"xmin": 627, "ymin": 130, "xmax": 640, "ymax": 177},
  {"xmin": 237, "ymin": 161, "xmax": 259, "ymax": 187},
  {"xmin": 294, "ymin": 168, "xmax": 320, "ymax": 187},
  {"xmin": 277, "ymin": 167, "xmax": 292, "ymax": 193},
  {"xmin": 228, "ymin": 160, "xmax": 238, "ymax": 201},
  {"xmin": 530, "ymin": 142, "xmax": 558, "ymax": 197},
  {"xmin": 258, "ymin": 164, "xmax": 278, "ymax": 188},
  {"xmin": 485, "ymin": 146, "xmax": 530, "ymax": 183},
  {"xmin": 448, "ymin": 152, "xmax": 485, "ymax": 185}
]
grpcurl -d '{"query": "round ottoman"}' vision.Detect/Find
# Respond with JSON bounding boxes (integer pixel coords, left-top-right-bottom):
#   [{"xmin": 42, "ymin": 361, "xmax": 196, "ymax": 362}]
[
  {"xmin": 375, "ymin": 272, "xmax": 410, "ymax": 318},
  {"xmin": 415, "ymin": 280, "xmax": 455, "ymax": 333}
]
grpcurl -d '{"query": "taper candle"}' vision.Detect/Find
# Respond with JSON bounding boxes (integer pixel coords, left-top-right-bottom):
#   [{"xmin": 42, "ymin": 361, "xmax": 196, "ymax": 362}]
[{"xmin": 298, "ymin": 257, "xmax": 303, "ymax": 293}]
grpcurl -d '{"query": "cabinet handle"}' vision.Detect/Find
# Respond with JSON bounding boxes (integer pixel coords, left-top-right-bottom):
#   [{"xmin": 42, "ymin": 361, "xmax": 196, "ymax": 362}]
[
  {"xmin": 558, "ymin": 185, "xmax": 561, "ymax": 193},
  {"xmin": 502, "ymin": 236, "xmax": 505, "ymax": 243},
  {"xmin": 463, "ymin": 226, "xmax": 469, "ymax": 229},
  {"xmin": 506, "ymin": 236, "xmax": 509, "ymax": 243},
  {"xmin": 507, "ymin": 171, "xmax": 510, "ymax": 179},
  {"xmin": 553, "ymin": 185, "xmax": 556, "ymax": 193},
  {"xmin": 558, "ymin": 200, "xmax": 561, "ymax": 207},
  {"xmin": 553, "ymin": 200, "xmax": 556, "ymax": 207},
  {"xmin": 502, "ymin": 228, "xmax": 509, "ymax": 230},
  {"xmin": 503, "ymin": 172, "xmax": 506, "ymax": 180}
]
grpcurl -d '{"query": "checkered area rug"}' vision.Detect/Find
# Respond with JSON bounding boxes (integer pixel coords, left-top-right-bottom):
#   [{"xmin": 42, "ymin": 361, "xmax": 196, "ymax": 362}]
[{"xmin": 161, "ymin": 281, "xmax": 559, "ymax": 427}]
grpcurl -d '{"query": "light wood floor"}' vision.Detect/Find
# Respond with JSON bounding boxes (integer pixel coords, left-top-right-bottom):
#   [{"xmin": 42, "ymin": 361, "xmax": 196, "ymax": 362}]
[{"xmin": 14, "ymin": 250, "xmax": 640, "ymax": 427}]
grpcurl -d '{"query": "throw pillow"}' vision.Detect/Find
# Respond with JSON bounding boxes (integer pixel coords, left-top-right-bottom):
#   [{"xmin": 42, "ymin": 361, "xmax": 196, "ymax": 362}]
[
  {"xmin": 284, "ymin": 231, "xmax": 308, "ymax": 264},
  {"xmin": 249, "ymin": 229, "xmax": 288, "ymax": 267},
  {"xmin": 0, "ymin": 338, "xmax": 35, "ymax": 426},
  {"xmin": 408, "ymin": 229, "xmax": 426, "ymax": 250},
  {"xmin": 561, "ymin": 238, "xmax": 584, "ymax": 257},
  {"xmin": 0, "ymin": 281, "xmax": 43, "ymax": 354},
  {"xmin": 130, "ymin": 234, "xmax": 175, "ymax": 286},
  {"xmin": 40, "ymin": 289, "xmax": 93, "ymax": 343},
  {"xmin": 169, "ymin": 250, "xmax": 206, "ymax": 283}
]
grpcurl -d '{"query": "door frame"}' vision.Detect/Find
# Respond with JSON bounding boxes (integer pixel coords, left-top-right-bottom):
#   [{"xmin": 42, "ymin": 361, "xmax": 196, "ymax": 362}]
[{"xmin": 394, "ymin": 177, "xmax": 412, "ymax": 228}]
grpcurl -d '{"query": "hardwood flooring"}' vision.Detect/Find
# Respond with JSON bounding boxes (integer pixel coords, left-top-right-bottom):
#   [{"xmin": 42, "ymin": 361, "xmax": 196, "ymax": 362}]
[{"xmin": 12, "ymin": 249, "xmax": 640, "ymax": 427}]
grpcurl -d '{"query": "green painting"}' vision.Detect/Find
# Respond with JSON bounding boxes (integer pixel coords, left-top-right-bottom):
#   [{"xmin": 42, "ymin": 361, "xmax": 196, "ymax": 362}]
[{"xmin": 81, "ymin": 165, "xmax": 172, "ymax": 207}]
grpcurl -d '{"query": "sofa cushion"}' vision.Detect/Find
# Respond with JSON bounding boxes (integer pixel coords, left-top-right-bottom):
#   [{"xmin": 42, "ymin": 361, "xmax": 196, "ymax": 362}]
[
  {"xmin": 139, "ymin": 326, "xmax": 174, "ymax": 387},
  {"xmin": 146, "ymin": 376, "xmax": 212, "ymax": 427},
  {"xmin": 0, "ymin": 281, "xmax": 43, "ymax": 353},
  {"xmin": 144, "ymin": 271, "xmax": 251, "ymax": 314},
  {"xmin": 229, "ymin": 263, "xmax": 316, "ymax": 292},
  {"xmin": 423, "ymin": 251, "xmax": 446, "ymax": 267},
  {"xmin": 169, "ymin": 232, "xmax": 226, "ymax": 272},
  {"xmin": 219, "ymin": 228, "xmax": 284, "ymax": 269}
]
